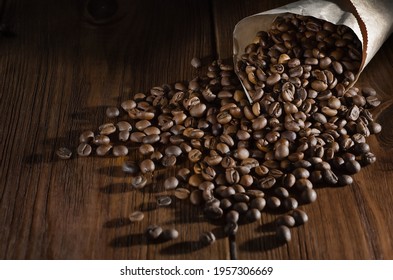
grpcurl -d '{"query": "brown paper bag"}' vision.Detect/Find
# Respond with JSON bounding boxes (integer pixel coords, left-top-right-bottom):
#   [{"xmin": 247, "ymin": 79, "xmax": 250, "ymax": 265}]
[{"xmin": 233, "ymin": 0, "xmax": 393, "ymax": 94}]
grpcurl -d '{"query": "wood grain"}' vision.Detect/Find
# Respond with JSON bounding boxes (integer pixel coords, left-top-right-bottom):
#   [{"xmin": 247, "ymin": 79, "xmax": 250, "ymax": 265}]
[{"xmin": 1, "ymin": 0, "xmax": 393, "ymax": 260}]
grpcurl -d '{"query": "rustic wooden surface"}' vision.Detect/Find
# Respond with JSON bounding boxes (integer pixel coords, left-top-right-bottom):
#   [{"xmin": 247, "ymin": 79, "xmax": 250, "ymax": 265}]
[{"xmin": 1, "ymin": 0, "xmax": 392, "ymax": 260}]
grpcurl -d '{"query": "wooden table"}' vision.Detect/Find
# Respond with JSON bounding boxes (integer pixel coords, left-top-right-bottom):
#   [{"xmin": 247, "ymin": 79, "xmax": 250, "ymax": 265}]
[{"xmin": 1, "ymin": 0, "xmax": 392, "ymax": 260}]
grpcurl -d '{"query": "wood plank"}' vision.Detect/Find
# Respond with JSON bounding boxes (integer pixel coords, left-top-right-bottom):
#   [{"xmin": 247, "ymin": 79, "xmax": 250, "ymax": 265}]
[
  {"xmin": 1, "ymin": 0, "xmax": 393, "ymax": 260},
  {"xmin": 0, "ymin": 0, "xmax": 230, "ymax": 259},
  {"xmin": 212, "ymin": 0, "xmax": 393, "ymax": 259}
]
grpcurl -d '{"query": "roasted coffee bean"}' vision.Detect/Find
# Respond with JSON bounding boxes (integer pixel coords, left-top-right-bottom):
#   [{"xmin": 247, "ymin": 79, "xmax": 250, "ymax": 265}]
[
  {"xmin": 233, "ymin": 202, "xmax": 249, "ymax": 214},
  {"xmin": 99, "ymin": 123, "xmax": 116, "ymax": 135},
  {"xmin": 259, "ymin": 176, "xmax": 276, "ymax": 189},
  {"xmin": 161, "ymin": 228, "xmax": 179, "ymax": 240},
  {"xmin": 140, "ymin": 159, "xmax": 155, "ymax": 173},
  {"xmin": 174, "ymin": 188, "xmax": 190, "ymax": 200},
  {"xmin": 276, "ymin": 225, "xmax": 291, "ymax": 243},
  {"xmin": 121, "ymin": 99, "xmax": 137, "ymax": 111},
  {"xmin": 129, "ymin": 211, "xmax": 144, "ymax": 222},
  {"xmin": 200, "ymin": 231, "xmax": 216, "ymax": 246},
  {"xmin": 77, "ymin": 143, "xmax": 92, "ymax": 157},
  {"xmin": 164, "ymin": 176, "xmax": 179, "ymax": 190},
  {"xmin": 249, "ymin": 197, "xmax": 266, "ymax": 211},
  {"xmin": 301, "ymin": 188, "xmax": 317, "ymax": 204},
  {"xmin": 224, "ymin": 222, "xmax": 238, "ymax": 236},
  {"xmin": 322, "ymin": 169, "xmax": 338, "ymax": 185},
  {"xmin": 291, "ymin": 209, "xmax": 309, "ymax": 226},
  {"xmin": 204, "ymin": 206, "xmax": 224, "ymax": 219},
  {"xmin": 266, "ymin": 196, "xmax": 281, "ymax": 209},
  {"xmin": 276, "ymin": 215, "xmax": 296, "ymax": 227},
  {"xmin": 131, "ymin": 175, "xmax": 147, "ymax": 189},
  {"xmin": 96, "ymin": 144, "xmax": 112, "ymax": 156},
  {"xmin": 361, "ymin": 152, "xmax": 377, "ymax": 166},
  {"xmin": 337, "ymin": 174, "xmax": 354, "ymax": 186},
  {"xmin": 56, "ymin": 147, "xmax": 72, "ymax": 159},
  {"xmin": 282, "ymin": 197, "xmax": 299, "ymax": 211},
  {"xmin": 161, "ymin": 154, "xmax": 177, "ymax": 167},
  {"xmin": 157, "ymin": 196, "xmax": 172, "ymax": 206},
  {"xmin": 79, "ymin": 130, "xmax": 95, "ymax": 143},
  {"xmin": 226, "ymin": 210, "xmax": 240, "ymax": 223},
  {"xmin": 191, "ymin": 57, "xmax": 202, "ymax": 68},
  {"xmin": 295, "ymin": 178, "xmax": 313, "ymax": 191},
  {"xmin": 113, "ymin": 145, "xmax": 128, "ymax": 157},
  {"xmin": 345, "ymin": 159, "xmax": 361, "ymax": 174},
  {"xmin": 150, "ymin": 151, "xmax": 163, "ymax": 161},
  {"xmin": 106, "ymin": 106, "xmax": 120, "ymax": 118},
  {"xmin": 293, "ymin": 168, "xmax": 310, "ymax": 179},
  {"xmin": 116, "ymin": 121, "xmax": 132, "ymax": 132},
  {"xmin": 146, "ymin": 225, "xmax": 163, "ymax": 239},
  {"xmin": 245, "ymin": 208, "xmax": 261, "ymax": 222},
  {"xmin": 122, "ymin": 160, "xmax": 139, "ymax": 174}
]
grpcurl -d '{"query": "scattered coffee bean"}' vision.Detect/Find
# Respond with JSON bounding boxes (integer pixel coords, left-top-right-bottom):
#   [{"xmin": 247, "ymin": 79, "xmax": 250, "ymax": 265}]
[
  {"xmin": 129, "ymin": 211, "xmax": 144, "ymax": 222},
  {"xmin": 164, "ymin": 176, "xmax": 179, "ymax": 190},
  {"xmin": 106, "ymin": 106, "xmax": 120, "ymax": 118},
  {"xmin": 291, "ymin": 209, "xmax": 309, "ymax": 226},
  {"xmin": 199, "ymin": 231, "xmax": 216, "ymax": 246},
  {"xmin": 56, "ymin": 147, "xmax": 72, "ymax": 159},
  {"xmin": 77, "ymin": 143, "xmax": 92, "ymax": 157},
  {"xmin": 174, "ymin": 188, "xmax": 190, "ymax": 200},
  {"xmin": 191, "ymin": 57, "xmax": 202, "ymax": 68},
  {"xmin": 146, "ymin": 225, "xmax": 163, "ymax": 239},
  {"xmin": 68, "ymin": 14, "xmax": 381, "ymax": 247},
  {"xmin": 276, "ymin": 225, "xmax": 291, "ymax": 243},
  {"xmin": 157, "ymin": 196, "xmax": 172, "ymax": 206},
  {"xmin": 161, "ymin": 228, "xmax": 179, "ymax": 240}
]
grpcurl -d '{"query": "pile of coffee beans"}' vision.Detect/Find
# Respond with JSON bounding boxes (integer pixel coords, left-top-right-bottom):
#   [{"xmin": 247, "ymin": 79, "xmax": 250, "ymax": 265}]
[{"xmin": 59, "ymin": 14, "xmax": 381, "ymax": 246}]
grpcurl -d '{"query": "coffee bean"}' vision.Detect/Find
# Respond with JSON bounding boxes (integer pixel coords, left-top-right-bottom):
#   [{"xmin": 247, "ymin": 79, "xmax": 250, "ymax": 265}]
[
  {"xmin": 276, "ymin": 225, "xmax": 291, "ymax": 243},
  {"xmin": 56, "ymin": 147, "xmax": 72, "ymax": 159},
  {"xmin": 345, "ymin": 159, "xmax": 361, "ymax": 174},
  {"xmin": 99, "ymin": 123, "xmax": 116, "ymax": 135},
  {"xmin": 140, "ymin": 159, "xmax": 155, "ymax": 173},
  {"xmin": 291, "ymin": 209, "xmax": 309, "ymax": 225},
  {"xmin": 191, "ymin": 57, "xmax": 202, "ymax": 68},
  {"xmin": 146, "ymin": 225, "xmax": 163, "ymax": 239},
  {"xmin": 174, "ymin": 188, "xmax": 190, "ymax": 200},
  {"xmin": 129, "ymin": 211, "xmax": 144, "ymax": 222},
  {"xmin": 224, "ymin": 222, "xmax": 238, "ymax": 236},
  {"xmin": 266, "ymin": 196, "xmax": 281, "ymax": 209},
  {"xmin": 337, "ymin": 174, "xmax": 354, "ymax": 186},
  {"xmin": 96, "ymin": 144, "xmax": 112, "ymax": 156},
  {"xmin": 112, "ymin": 145, "xmax": 128, "ymax": 157},
  {"xmin": 77, "ymin": 143, "xmax": 92, "ymax": 157},
  {"xmin": 245, "ymin": 208, "xmax": 261, "ymax": 222},
  {"xmin": 199, "ymin": 231, "xmax": 216, "ymax": 246},
  {"xmin": 164, "ymin": 176, "xmax": 179, "ymax": 190},
  {"xmin": 323, "ymin": 169, "xmax": 338, "ymax": 185},
  {"xmin": 276, "ymin": 215, "xmax": 296, "ymax": 227},
  {"xmin": 282, "ymin": 197, "xmax": 298, "ymax": 211},
  {"xmin": 259, "ymin": 176, "xmax": 276, "ymax": 189},
  {"xmin": 79, "ymin": 130, "xmax": 95, "ymax": 143},
  {"xmin": 301, "ymin": 188, "xmax": 317, "ymax": 204},
  {"xmin": 122, "ymin": 160, "xmax": 139, "ymax": 174},
  {"xmin": 106, "ymin": 106, "xmax": 120, "ymax": 118},
  {"xmin": 162, "ymin": 228, "xmax": 179, "ymax": 241},
  {"xmin": 157, "ymin": 196, "xmax": 172, "ymax": 207},
  {"xmin": 204, "ymin": 206, "xmax": 223, "ymax": 220},
  {"xmin": 226, "ymin": 210, "xmax": 240, "ymax": 223},
  {"xmin": 131, "ymin": 175, "xmax": 147, "ymax": 189}
]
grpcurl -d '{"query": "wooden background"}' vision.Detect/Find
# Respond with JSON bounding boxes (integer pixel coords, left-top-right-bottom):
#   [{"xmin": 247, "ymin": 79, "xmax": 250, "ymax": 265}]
[{"xmin": 1, "ymin": 0, "xmax": 393, "ymax": 260}]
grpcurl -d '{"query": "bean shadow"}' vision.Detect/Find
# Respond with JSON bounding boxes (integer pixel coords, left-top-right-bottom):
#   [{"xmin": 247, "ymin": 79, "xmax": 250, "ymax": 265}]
[
  {"xmin": 239, "ymin": 234, "xmax": 284, "ymax": 252},
  {"xmin": 99, "ymin": 182, "xmax": 134, "ymax": 194},
  {"xmin": 103, "ymin": 217, "xmax": 132, "ymax": 228}
]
